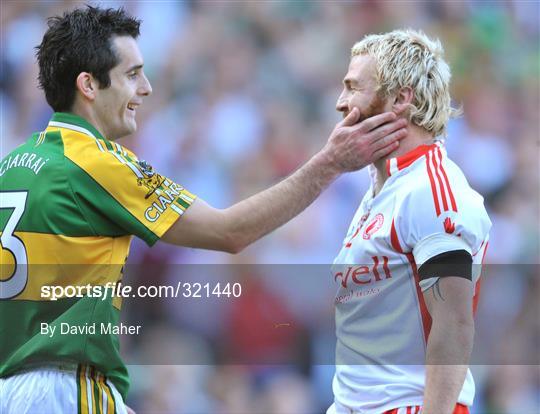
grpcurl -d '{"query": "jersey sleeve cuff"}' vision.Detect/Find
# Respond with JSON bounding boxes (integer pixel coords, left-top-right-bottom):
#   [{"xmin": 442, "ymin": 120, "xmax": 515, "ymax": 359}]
[
  {"xmin": 145, "ymin": 191, "xmax": 197, "ymax": 246},
  {"xmin": 413, "ymin": 232, "xmax": 471, "ymax": 266}
]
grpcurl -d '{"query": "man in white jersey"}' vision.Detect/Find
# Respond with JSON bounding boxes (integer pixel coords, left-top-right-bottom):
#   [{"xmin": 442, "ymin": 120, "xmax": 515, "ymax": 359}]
[{"xmin": 328, "ymin": 30, "xmax": 491, "ymax": 414}]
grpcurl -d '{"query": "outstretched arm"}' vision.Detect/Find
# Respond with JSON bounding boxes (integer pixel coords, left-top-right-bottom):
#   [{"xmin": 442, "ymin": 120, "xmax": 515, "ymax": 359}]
[{"xmin": 162, "ymin": 109, "xmax": 407, "ymax": 252}]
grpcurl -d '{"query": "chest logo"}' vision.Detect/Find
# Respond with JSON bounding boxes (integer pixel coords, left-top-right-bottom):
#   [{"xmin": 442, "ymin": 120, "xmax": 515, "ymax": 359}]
[{"xmin": 363, "ymin": 213, "xmax": 384, "ymax": 240}]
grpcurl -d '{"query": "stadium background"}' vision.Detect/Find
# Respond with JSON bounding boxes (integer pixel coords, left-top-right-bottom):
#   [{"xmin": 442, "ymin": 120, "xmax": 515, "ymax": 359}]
[{"xmin": 1, "ymin": 1, "xmax": 538, "ymax": 413}]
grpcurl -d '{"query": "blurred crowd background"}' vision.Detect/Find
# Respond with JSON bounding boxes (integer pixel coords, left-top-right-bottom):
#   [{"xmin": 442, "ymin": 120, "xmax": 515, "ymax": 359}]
[{"xmin": 1, "ymin": 1, "xmax": 539, "ymax": 413}]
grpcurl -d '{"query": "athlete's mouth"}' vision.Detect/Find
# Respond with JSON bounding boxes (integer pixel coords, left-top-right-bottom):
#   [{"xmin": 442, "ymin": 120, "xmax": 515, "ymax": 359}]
[{"xmin": 127, "ymin": 103, "xmax": 139, "ymax": 111}]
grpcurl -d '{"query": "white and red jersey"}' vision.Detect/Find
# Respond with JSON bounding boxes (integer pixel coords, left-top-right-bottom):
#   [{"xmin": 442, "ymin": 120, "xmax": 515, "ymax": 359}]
[{"xmin": 331, "ymin": 142, "xmax": 491, "ymax": 413}]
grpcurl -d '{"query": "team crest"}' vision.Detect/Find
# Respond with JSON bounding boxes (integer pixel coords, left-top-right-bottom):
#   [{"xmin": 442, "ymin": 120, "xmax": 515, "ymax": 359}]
[
  {"xmin": 363, "ymin": 213, "xmax": 384, "ymax": 240},
  {"xmin": 137, "ymin": 160, "xmax": 155, "ymax": 177},
  {"xmin": 136, "ymin": 160, "xmax": 165, "ymax": 199}
]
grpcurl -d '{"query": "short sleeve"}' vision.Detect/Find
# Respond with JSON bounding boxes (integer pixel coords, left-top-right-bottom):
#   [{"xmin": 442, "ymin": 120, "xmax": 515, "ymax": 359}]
[
  {"xmin": 395, "ymin": 184, "xmax": 491, "ymax": 290},
  {"xmin": 65, "ymin": 140, "xmax": 196, "ymax": 246}
]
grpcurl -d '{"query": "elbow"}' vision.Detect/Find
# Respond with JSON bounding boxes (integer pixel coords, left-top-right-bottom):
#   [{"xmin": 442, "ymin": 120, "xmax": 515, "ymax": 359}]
[
  {"xmin": 442, "ymin": 315, "xmax": 475, "ymax": 334},
  {"xmin": 453, "ymin": 312, "xmax": 475, "ymax": 332},
  {"xmin": 455, "ymin": 320, "xmax": 475, "ymax": 357},
  {"xmin": 223, "ymin": 241, "xmax": 244, "ymax": 254},
  {"xmin": 433, "ymin": 315, "xmax": 475, "ymax": 349},
  {"xmin": 215, "ymin": 209, "xmax": 253, "ymax": 254},
  {"xmin": 227, "ymin": 245, "xmax": 244, "ymax": 254},
  {"xmin": 459, "ymin": 318, "xmax": 475, "ymax": 341},
  {"xmin": 455, "ymin": 319, "xmax": 475, "ymax": 346},
  {"xmin": 428, "ymin": 317, "xmax": 475, "ymax": 363},
  {"xmin": 220, "ymin": 233, "xmax": 248, "ymax": 254}
]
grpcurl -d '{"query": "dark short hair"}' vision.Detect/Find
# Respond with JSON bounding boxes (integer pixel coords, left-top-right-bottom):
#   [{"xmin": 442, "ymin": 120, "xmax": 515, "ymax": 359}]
[{"xmin": 36, "ymin": 6, "xmax": 141, "ymax": 112}]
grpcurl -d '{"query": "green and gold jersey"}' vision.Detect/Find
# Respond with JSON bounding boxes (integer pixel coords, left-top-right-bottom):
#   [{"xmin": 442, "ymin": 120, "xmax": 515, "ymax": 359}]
[{"xmin": 0, "ymin": 112, "xmax": 196, "ymax": 398}]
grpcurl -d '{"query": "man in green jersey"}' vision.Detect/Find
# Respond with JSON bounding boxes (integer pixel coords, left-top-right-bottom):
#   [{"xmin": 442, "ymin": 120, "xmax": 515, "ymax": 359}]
[{"xmin": 0, "ymin": 6, "xmax": 407, "ymax": 413}]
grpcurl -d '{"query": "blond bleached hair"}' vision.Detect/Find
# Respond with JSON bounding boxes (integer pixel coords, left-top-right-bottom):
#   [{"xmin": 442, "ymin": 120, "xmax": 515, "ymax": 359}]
[{"xmin": 351, "ymin": 29, "xmax": 460, "ymax": 137}]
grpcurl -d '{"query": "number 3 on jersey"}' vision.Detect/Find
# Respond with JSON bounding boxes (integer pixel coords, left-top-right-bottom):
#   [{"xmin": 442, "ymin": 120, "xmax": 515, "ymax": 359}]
[{"xmin": 0, "ymin": 191, "xmax": 29, "ymax": 299}]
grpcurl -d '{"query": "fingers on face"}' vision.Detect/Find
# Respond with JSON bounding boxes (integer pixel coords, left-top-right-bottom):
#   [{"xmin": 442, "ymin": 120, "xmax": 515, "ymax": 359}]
[
  {"xmin": 359, "ymin": 112, "xmax": 396, "ymax": 132},
  {"xmin": 372, "ymin": 139, "xmax": 400, "ymax": 159},
  {"xmin": 374, "ymin": 128, "xmax": 407, "ymax": 150},
  {"xmin": 368, "ymin": 118, "xmax": 407, "ymax": 143},
  {"xmin": 340, "ymin": 107, "xmax": 359, "ymax": 127}
]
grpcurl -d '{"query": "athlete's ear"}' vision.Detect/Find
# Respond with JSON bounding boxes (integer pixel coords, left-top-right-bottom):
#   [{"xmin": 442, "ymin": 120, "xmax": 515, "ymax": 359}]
[
  {"xmin": 392, "ymin": 87, "xmax": 414, "ymax": 115},
  {"xmin": 75, "ymin": 72, "xmax": 97, "ymax": 101}
]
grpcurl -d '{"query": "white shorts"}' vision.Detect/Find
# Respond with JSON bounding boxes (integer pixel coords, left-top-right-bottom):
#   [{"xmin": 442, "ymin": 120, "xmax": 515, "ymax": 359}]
[{"xmin": 0, "ymin": 364, "xmax": 127, "ymax": 414}]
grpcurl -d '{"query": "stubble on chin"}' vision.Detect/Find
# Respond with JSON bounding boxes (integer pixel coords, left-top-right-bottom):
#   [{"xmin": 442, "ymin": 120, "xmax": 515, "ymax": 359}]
[{"xmin": 359, "ymin": 93, "xmax": 390, "ymax": 124}]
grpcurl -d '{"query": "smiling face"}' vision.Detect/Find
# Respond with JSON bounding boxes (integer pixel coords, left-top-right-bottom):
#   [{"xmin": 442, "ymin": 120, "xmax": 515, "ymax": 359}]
[
  {"xmin": 92, "ymin": 36, "xmax": 152, "ymax": 140},
  {"xmin": 336, "ymin": 54, "xmax": 391, "ymax": 123}
]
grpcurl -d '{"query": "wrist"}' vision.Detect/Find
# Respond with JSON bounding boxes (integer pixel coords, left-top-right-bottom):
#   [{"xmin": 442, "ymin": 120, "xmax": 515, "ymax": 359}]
[{"xmin": 310, "ymin": 149, "xmax": 341, "ymax": 181}]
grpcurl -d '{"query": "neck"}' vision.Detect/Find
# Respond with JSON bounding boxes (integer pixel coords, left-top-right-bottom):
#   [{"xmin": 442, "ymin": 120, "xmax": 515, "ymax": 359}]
[
  {"xmin": 372, "ymin": 124, "xmax": 435, "ymax": 195},
  {"xmin": 69, "ymin": 102, "xmax": 109, "ymax": 139}
]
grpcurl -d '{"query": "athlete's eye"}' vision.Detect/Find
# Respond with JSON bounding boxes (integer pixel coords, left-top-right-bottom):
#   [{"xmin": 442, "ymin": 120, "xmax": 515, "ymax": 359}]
[
  {"xmin": 344, "ymin": 82, "xmax": 361, "ymax": 93},
  {"xmin": 128, "ymin": 72, "xmax": 138, "ymax": 80}
]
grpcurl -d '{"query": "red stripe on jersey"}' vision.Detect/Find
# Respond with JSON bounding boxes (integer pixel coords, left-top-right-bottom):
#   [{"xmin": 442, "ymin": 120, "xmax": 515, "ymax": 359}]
[
  {"xmin": 454, "ymin": 403, "xmax": 470, "ymax": 414},
  {"xmin": 472, "ymin": 241, "xmax": 489, "ymax": 316},
  {"xmin": 406, "ymin": 407, "xmax": 412, "ymax": 414},
  {"xmin": 390, "ymin": 219, "xmax": 404, "ymax": 253},
  {"xmin": 407, "ymin": 253, "xmax": 432, "ymax": 343},
  {"xmin": 414, "ymin": 407, "xmax": 421, "ymax": 414},
  {"xmin": 391, "ymin": 220, "xmax": 432, "ymax": 344},
  {"xmin": 472, "ymin": 240, "xmax": 485, "ymax": 257},
  {"xmin": 431, "ymin": 149, "xmax": 449, "ymax": 212},
  {"xmin": 387, "ymin": 144, "xmax": 437, "ymax": 177},
  {"xmin": 473, "ymin": 278, "xmax": 482, "ymax": 316},
  {"xmin": 396, "ymin": 144, "xmax": 437, "ymax": 171},
  {"xmin": 481, "ymin": 241, "xmax": 489, "ymax": 264},
  {"xmin": 426, "ymin": 151, "xmax": 441, "ymax": 216},
  {"xmin": 382, "ymin": 408, "xmax": 399, "ymax": 414},
  {"xmin": 436, "ymin": 148, "xmax": 457, "ymax": 212}
]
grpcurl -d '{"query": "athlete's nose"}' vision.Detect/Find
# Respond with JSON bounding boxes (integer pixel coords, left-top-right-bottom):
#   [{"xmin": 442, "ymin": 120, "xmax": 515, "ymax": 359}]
[
  {"xmin": 139, "ymin": 72, "xmax": 152, "ymax": 96},
  {"xmin": 336, "ymin": 89, "xmax": 349, "ymax": 114}
]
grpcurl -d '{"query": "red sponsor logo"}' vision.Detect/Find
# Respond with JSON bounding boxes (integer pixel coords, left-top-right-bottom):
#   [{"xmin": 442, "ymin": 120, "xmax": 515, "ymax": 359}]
[
  {"xmin": 444, "ymin": 217, "xmax": 456, "ymax": 234},
  {"xmin": 363, "ymin": 213, "xmax": 384, "ymax": 240},
  {"xmin": 334, "ymin": 256, "xmax": 392, "ymax": 288}
]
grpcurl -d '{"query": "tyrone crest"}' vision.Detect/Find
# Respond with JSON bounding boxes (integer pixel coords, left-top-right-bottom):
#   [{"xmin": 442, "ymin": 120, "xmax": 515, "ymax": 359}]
[{"xmin": 363, "ymin": 213, "xmax": 384, "ymax": 240}]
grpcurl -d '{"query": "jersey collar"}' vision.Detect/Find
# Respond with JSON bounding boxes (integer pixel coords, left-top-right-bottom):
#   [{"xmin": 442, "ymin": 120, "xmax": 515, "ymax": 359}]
[
  {"xmin": 385, "ymin": 142, "xmax": 440, "ymax": 177},
  {"xmin": 48, "ymin": 112, "xmax": 106, "ymax": 141}
]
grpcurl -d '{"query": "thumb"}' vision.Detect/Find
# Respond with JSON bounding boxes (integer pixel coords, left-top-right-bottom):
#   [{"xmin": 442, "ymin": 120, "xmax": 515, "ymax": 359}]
[{"xmin": 339, "ymin": 107, "xmax": 359, "ymax": 127}]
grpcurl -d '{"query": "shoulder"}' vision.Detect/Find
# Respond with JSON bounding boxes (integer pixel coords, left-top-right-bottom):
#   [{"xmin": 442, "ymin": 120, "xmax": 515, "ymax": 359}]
[
  {"xmin": 61, "ymin": 132, "xmax": 145, "ymax": 183},
  {"xmin": 395, "ymin": 150, "xmax": 491, "ymax": 254},
  {"xmin": 402, "ymin": 151, "xmax": 489, "ymax": 222}
]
